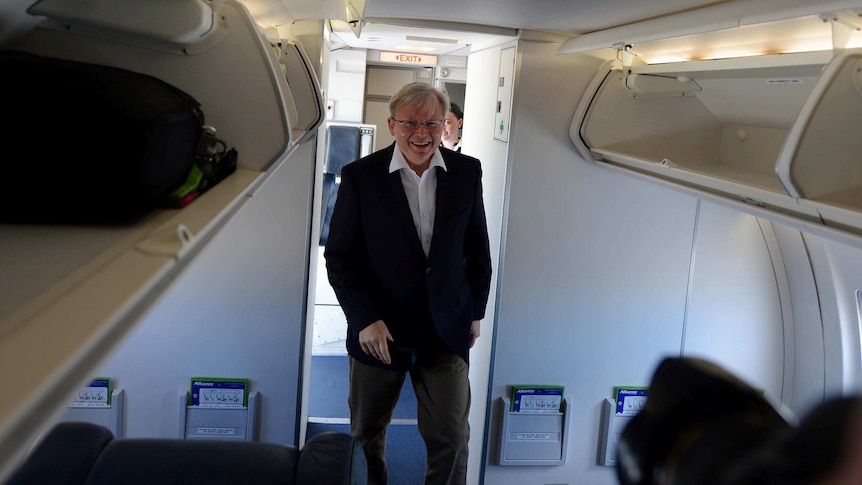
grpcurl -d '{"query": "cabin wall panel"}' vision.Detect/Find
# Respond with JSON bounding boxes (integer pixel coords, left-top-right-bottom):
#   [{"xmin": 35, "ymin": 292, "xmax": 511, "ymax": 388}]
[
  {"xmin": 462, "ymin": 40, "xmax": 516, "ymax": 485},
  {"xmin": 772, "ymin": 225, "xmax": 826, "ymax": 415},
  {"xmin": 482, "ymin": 40, "xmax": 699, "ymax": 485},
  {"xmin": 806, "ymin": 235, "xmax": 862, "ymax": 394},
  {"xmin": 326, "ymin": 48, "xmax": 366, "ymax": 122},
  {"xmin": 681, "ymin": 202, "xmax": 785, "ymax": 399},
  {"xmin": 482, "ymin": 40, "xmax": 794, "ymax": 485}
]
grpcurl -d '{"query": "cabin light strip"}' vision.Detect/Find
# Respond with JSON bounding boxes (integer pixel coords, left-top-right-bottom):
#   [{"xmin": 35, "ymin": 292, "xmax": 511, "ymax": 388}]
[
  {"xmin": 557, "ymin": 0, "xmax": 862, "ymax": 58},
  {"xmin": 557, "ymin": 0, "xmax": 753, "ymax": 54}
]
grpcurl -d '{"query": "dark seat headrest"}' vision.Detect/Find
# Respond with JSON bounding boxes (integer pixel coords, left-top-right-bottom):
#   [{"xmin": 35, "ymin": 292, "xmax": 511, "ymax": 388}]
[
  {"xmin": 5, "ymin": 423, "xmax": 367, "ymax": 485},
  {"xmin": 85, "ymin": 438, "xmax": 300, "ymax": 485},
  {"xmin": 5, "ymin": 421, "xmax": 114, "ymax": 485}
]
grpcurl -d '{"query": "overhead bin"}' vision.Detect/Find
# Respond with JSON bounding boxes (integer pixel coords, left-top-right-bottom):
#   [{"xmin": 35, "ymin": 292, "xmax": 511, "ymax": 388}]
[
  {"xmin": 779, "ymin": 52, "xmax": 862, "ymax": 233},
  {"xmin": 280, "ymin": 40, "xmax": 325, "ymax": 145},
  {"xmin": 0, "ymin": 0, "xmax": 322, "ymax": 477},
  {"xmin": 573, "ymin": 51, "xmax": 828, "ymax": 218},
  {"xmin": 26, "ymin": 0, "xmax": 218, "ymax": 45},
  {"xmin": 557, "ymin": 1, "xmax": 862, "ymax": 56},
  {"xmin": 572, "ymin": 42, "xmax": 862, "ymax": 240}
]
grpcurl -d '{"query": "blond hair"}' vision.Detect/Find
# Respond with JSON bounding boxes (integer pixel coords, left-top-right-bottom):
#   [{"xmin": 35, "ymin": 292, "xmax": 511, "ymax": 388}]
[{"xmin": 388, "ymin": 82, "xmax": 449, "ymax": 119}]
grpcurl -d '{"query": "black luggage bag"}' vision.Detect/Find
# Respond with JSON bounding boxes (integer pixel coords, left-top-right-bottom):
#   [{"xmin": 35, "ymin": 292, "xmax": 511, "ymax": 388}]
[{"xmin": 0, "ymin": 50, "xmax": 205, "ymax": 223}]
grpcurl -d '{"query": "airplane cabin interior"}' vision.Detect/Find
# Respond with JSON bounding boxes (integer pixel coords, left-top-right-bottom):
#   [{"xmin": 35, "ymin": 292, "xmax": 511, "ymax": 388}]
[{"xmin": 3, "ymin": 0, "xmax": 862, "ymax": 484}]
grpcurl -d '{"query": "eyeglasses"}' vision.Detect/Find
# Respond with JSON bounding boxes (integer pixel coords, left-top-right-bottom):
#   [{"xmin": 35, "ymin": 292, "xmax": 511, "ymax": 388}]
[{"xmin": 391, "ymin": 118, "xmax": 444, "ymax": 131}]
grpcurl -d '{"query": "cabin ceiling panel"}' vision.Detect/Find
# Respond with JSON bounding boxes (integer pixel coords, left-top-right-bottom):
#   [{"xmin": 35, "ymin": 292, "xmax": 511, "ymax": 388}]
[
  {"xmin": 359, "ymin": 0, "xmax": 723, "ymax": 35},
  {"xmin": 326, "ymin": 20, "xmax": 516, "ymax": 55},
  {"xmin": 237, "ymin": 0, "xmax": 862, "ymax": 34},
  {"xmin": 237, "ymin": 0, "xmax": 862, "ymax": 59},
  {"xmin": 238, "ymin": 0, "xmax": 346, "ymax": 28},
  {"xmin": 742, "ymin": 0, "xmax": 862, "ymax": 25},
  {"xmin": 240, "ymin": 0, "xmax": 733, "ymax": 33}
]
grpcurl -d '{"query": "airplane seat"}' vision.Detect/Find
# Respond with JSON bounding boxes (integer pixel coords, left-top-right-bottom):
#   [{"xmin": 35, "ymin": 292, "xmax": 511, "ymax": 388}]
[
  {"xmin": 4, "ymin": 423, "xmax": 367, "ymax": 485},
  {"xmin": 4, "ymin": 421, "xmax": 115, "ymax": 485},
  {"xmin": 297, "ymin": 430, "xmax": 369, "ymax": 483}
]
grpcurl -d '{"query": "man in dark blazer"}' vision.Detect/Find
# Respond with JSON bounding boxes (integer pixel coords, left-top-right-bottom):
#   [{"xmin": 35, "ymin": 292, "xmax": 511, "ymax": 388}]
[{"xmin": 325, "ymin": 82, "xmax": 492, "ymax": 485}]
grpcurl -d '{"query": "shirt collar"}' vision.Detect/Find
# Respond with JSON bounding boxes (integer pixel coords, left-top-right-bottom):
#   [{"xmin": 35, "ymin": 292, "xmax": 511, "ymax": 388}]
[{"xmin": 389, "ymin": 147, "xmax": 447, "ymax": 174}]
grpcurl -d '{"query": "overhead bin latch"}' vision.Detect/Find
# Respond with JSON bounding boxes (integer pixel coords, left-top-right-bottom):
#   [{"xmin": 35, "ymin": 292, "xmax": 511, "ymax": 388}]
[
  {"xmin": 613, "ymin": 42, "xmax": 638, "ymax": 71},
  {"xmin": 136, "ymin": 223, "xmax": 196, "ymax": 258},
  {"xmin": 819, "ymin": 11, "xmax": 862, "ymax": 51},
  {"xmin": 613, "ymin": 42, "xmax": 702, "ymax": 98}
]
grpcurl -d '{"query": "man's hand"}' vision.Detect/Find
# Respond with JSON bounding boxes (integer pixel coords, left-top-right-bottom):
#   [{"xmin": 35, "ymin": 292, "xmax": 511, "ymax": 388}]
[
  {"xmin": 359, "ymin": 320, "xmax": 394, "ymax": 364},
  {"xmin": 470, "ymin": 320, "xmax": 481, "ymax": 348}
]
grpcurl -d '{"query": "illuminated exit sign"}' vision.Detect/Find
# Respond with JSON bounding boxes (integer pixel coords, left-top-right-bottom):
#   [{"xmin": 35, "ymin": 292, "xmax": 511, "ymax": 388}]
[{"xmin": 380, "ymin": 52, "xmax": 438, "ymax": 66}]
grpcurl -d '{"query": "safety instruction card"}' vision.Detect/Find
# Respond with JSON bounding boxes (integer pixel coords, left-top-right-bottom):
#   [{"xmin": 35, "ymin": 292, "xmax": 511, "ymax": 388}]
[{"xmin": 510, "ymin": 385, "xmax": 564, "ymax": 413}]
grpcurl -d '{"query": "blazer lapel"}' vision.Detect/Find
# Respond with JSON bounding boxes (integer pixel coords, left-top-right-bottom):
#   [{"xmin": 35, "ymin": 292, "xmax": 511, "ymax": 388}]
[{"xmin": 429, "ymin": 164, "xmax": 452, "ymax": 259}]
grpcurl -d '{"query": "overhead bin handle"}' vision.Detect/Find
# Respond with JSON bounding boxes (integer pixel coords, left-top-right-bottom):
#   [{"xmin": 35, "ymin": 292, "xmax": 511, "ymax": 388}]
[
  {"xmin": 27, "ymin": 0, "xmax": 218, "ymax": 45},
  {"xmin": 623, "ymin": 73, "xmax": 702, "ymax": 98},
  {"xmin": 136, "ymin": 223, "xmax": 195, "ymax": 258}
]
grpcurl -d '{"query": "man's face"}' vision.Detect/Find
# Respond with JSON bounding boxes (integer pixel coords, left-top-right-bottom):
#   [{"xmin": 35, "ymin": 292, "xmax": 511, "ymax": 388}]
[{"xmin": 388, "ymin": 97, "xmax": 444, "ymax": 169}]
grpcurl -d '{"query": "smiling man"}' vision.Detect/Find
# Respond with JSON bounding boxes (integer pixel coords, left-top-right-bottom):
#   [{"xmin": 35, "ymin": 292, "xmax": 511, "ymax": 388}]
[{"xmin": 324, "ymin": 82, "xmax": 492, "ymax": 485}]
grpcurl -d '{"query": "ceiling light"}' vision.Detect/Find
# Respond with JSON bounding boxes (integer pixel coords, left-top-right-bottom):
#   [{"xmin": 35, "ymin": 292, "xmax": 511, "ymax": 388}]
[
  {"xmin": 557, "ymin": 0, "xmax": 752, "ymax": 54},
  {"xmin": 394, "ymin": 44, "xmax": 438, "ymax": 52},
  {"xmin": 406, "ymin": 35, "xmax": 458, "ymax": 44}
]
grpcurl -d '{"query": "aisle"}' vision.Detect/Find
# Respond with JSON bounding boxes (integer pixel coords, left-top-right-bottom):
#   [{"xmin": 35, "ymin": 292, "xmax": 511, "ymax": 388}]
[{"xmin": 307, "ymin": 355, "xmax": 426, "ymax": 484}]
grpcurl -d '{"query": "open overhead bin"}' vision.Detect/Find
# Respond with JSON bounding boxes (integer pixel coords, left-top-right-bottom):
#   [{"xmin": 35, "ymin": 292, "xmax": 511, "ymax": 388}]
[
  {"xmin": 566, "ymin": 2, "xmax": 862, "ymax": 242},
  {"xmin": 572, "ymin": 51, "xmax": 829, "ymax": 221},
  {"xmin": 0, "ymin": 0, "xmax": 322, "ymax": 476},
  {"xmin": 779, "ymin": 51, "xmax": 862, "ymax": 234}
]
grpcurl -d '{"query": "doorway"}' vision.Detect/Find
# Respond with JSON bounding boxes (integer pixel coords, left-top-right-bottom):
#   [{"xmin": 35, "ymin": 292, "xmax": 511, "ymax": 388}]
[{"xmin": 307, "ymin": 62, "xmax": 446, "ymax": 485}]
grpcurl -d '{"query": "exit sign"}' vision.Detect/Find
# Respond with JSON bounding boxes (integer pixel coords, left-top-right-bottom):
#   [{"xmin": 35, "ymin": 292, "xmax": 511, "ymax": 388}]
[{"xmin": 380, "ymin": 51, "xmax": 438, "ymax": 66}]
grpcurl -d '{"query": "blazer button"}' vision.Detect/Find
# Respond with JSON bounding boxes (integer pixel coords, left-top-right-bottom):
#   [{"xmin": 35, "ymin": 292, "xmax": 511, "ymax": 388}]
[{"xmin": 425, "ymin": 267, "xmax": 431, "ymax": 275}]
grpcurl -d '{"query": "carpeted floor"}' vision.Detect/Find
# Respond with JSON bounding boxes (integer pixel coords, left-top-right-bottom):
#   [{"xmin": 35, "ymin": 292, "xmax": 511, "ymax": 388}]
[{"xmin": 306, "ymin": 421, "xmax": 426, "ymax": 484}]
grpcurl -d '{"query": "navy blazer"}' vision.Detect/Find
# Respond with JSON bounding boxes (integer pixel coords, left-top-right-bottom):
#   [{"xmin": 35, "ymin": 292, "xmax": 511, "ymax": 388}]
[{"xmin": 324, "ymin": 143, "xmax": 492, "ymax": 368}]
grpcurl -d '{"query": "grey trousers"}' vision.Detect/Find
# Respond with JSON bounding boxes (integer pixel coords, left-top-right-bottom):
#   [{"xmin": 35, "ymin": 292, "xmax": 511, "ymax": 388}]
[{"xmin": 348, "ymin": 354, "xmax": 471, "ymax": 485}]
